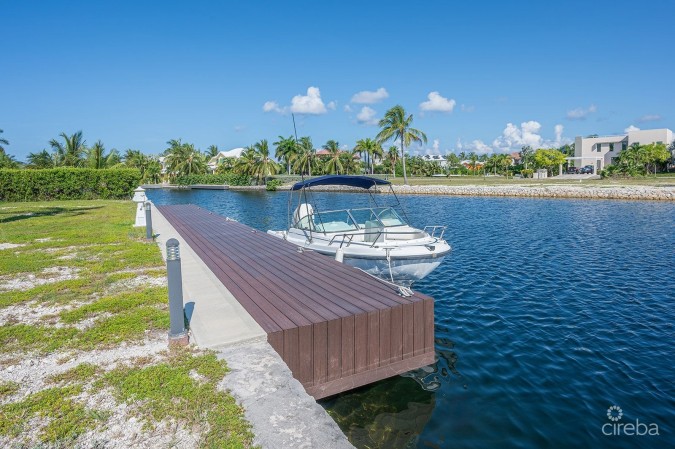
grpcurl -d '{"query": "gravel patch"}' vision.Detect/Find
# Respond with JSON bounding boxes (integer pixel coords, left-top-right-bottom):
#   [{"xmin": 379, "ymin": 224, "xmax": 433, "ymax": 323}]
[
  {"xmin": 0, "ymin": 299, "xmax": 88, "ymax": 327},
  {"xmin": 0, "ymin": 243, "xmax": 26, "ymax": 250},
  {"xmin": 105, "ymin": 275, "xmax": 167, "ymax": 295},
  {"xmin": 0, "ymin": 333, "xmax": 179, "ymax": 449},
  {"xmin": 0, "ymin": 266, "xmax": 80, "ymax": 292},
  {"xmin": 0, "ymin": 333, "xmax": 167, "ymax": 396}
]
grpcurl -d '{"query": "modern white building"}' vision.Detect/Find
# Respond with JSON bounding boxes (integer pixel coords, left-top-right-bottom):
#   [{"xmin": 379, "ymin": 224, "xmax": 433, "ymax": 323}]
[{"xmin": 574, "ymin": 128, "xmax": 673, "ymax": 172}]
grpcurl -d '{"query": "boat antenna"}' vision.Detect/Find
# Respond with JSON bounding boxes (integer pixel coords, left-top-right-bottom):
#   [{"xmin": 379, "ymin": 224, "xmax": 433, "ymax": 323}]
[
  {"xmin": 292, "ymin": 113, "xmax": 299, "ymax": 146},
  {"xmin": 292, "ymin": 113, "xmax": 314, "ymax": 241}
]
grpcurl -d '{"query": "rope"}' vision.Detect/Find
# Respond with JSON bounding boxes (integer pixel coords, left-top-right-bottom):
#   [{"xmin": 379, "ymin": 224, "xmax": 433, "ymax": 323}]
[{"xmin": 353, "ymin": 266, "xmax": 414, "ymax": 297}]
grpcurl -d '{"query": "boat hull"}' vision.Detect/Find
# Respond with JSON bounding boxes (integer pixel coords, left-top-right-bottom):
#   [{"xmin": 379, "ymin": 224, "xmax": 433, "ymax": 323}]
[{"xmin": 267, "ymin": 230, "xmax": 450, "ymax": 285}]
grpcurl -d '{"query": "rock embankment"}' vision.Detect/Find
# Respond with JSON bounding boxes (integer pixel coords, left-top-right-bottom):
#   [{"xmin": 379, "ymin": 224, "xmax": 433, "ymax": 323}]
[
  {"xmin": 226, "ymin": 182, "xmax": 674, "ymax": 200},
  {"xmin": 385, "ymin": 184, "xmax": 674, "ymax": 201}
]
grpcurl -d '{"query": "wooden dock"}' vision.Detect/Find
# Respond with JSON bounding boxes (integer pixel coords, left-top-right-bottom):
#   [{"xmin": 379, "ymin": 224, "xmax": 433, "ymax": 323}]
[{"xmin": 157, "ymin": 204, "xmax": 435, "ymax": 399}]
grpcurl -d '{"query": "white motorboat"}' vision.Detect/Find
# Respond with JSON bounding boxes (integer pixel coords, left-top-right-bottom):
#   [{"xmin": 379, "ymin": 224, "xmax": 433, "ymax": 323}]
[{"xmin": 267, "ymin": 175, "xmax": 451, "ymax": 285}]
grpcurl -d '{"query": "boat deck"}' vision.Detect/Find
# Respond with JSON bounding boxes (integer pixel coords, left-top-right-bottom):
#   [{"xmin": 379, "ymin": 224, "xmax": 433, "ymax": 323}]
[{"xmin": 157, "ymin": 204, "xmax": 435, "ymax": 399}]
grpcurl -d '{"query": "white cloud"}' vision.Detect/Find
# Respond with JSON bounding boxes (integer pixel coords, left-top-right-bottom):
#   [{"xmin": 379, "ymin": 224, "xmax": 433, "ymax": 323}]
[
  {"xmin": 461, "ymin": 104, "xmax": 475, "ymax": 112},
  {"xmin": 343, "ymin": 104, "xmax": 352, "ymax": 113},
  {"xmin": 554, "ymin": 124, "xmax": 564, "ymax": 145},
  {"xmin": 327, "ymin": 101, "xmax": 337, "ymax": 110},
  {"xmin": 638, "ymin": 114, "xmax": 661, "ymax": 123},
  {"xmin": 624, "ymin": 125, "xmax": 640, "ymax": 133},
  {"xmin": 351, "ymin": 87, "xmax": 389, "ymax": 104},
  {"xmin": 234, "ymin": 125, "xmax": 245, "ymax": 132},
  {"xmin": 262, "ymin": 101, "xmax": 284, "ymax": 113},
  {"xmin": 290, "ymin": 86, "xmax": 328, "ymax": 114},
  {"xmin": 432, "ymin": 139, "xmax": 440, "ymax": 152},
  {"xmin": 356, "ymin": 106, "xmax": 378, "ymax": 125},
  {"xmin": 419, "ymin": 91, "xmax": 456, "ymax": 113},
  {"xmin": 468, "ymin": 140, "xmax": 493, "ymax": 155},
  {"xmin": 455, "ymin": 138, "xmax": 464, "ymax": 151},
  {"xmin": 493, "ymin": 121, "xmax": 543, "ymax": 150},
  {"xmin": 566, "ymin": 104, "xmax": 597, "ymax": 120}
]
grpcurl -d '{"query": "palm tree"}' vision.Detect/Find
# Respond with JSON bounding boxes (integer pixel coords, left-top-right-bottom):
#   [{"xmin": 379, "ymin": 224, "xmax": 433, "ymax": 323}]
[
  {"xmin": 488, "ymin": 154, "xmax": 499, "ymax": 175},
  {"xmin": 50, "ymin": 131, "xmax": 86, "ymax": 167},
  {"xmin": 293, "ymin": 137, "xmax": 315, "ymax": 176},
  {"xmin": 499, "ymin": 153, "xmax": 513, "ymax": 178},
  {"xmin": 376, "ymin": 105, "xmax": 427, "ymax": 185},
  {"xmin": 339, "ymin": 152, "xmax": 359, "ymax": 174},
  {"xmin": 274, "ymin": 135, "xmax": 297, "ymax": 175},
  {"xmin": 26, "ymin": 149, "xmax": 56, "ymax": 169},
  {"xmin": 234, "ymin": 146, "xmax": 258, "ymax": 177},
  {"xmin": 354, "ymin": 138, "xmax": 382, "ymax": 174},
  {"xmin": 123, "ymin": 149, "xmax": 146, "ymax": 169},
  {"xmin": 164, "ymin": 139, "xmax": 207, "ymax": 179},
  {"xmin": 143, "ymin": 157, "xmax": 163, "ymax": 183},
  {"xmin": 0, "ymin": 149, "xmax": 20, "ymax": 169},
  {"xmin": 323, "ymin": 140, "xmax": 343, "ymax": 174},
  {"xmin": 0, "ymin": 129, "xmax": 9, "ymax": 153},
  {"xmin": 252, "ymin": 139, "xmax": 280, "ymax": 183},
  {"xmin": 371, "ymin": 141, "xmax": 384, "ymax": 174},
  {"xmin": 387, "ymin": 146, "xmax": 398, "ymax": 176},
  {"xmin": 206, "ymin": 145, "xmax": 219, "ymax": 158},
  {"xmin": 87, "ymin": 140, "xmax": 120, "ymax": 169},
  {"xmin": 468, "ymin": 152, "xmax": 479, "ymax": 176}
]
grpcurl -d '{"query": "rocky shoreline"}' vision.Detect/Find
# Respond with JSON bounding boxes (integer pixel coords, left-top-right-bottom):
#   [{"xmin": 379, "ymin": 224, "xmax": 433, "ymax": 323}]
[
  {"xmin": 230, "ymin": 183, "xmax": 675, "ymax": 201},
  {"xmin": 385, "ymin": 184, "xmax": 675, "ymax": 201}
]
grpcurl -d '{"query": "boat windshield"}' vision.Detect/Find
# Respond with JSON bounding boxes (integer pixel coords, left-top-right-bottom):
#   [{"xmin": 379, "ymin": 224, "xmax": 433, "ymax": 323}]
[
  {"xmin": 348, "ymin": 207, "xmax": 407, "ymax": 228},
  {"xmin": 296, "ymin": 210, "xmax": 358, "ymax": 233},
  {"xmin": 294, "ymin": 207, "xmax": 407, "ymax": 233}
]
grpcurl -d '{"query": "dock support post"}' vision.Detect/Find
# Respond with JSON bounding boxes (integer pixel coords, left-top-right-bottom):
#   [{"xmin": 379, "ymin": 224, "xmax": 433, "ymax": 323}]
[
  {"xmin": 145, "ymin": 202, "xmax": 153, "ymax": 241},
  {"xmin": 166, "ymin": 238, "xmax": 189, "ymax": 347}
]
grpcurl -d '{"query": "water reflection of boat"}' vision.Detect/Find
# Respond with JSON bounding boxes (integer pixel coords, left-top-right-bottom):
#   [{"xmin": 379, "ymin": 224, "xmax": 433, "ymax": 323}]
[{"xmin": 268, "ymin": 175, "xmax": 451, "ymax": 286}]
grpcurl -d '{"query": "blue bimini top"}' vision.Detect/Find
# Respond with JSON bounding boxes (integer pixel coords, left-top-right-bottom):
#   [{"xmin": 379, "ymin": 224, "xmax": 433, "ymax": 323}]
[{"xmin": 290, "ymin": 175, "xmax": 391, "ymax": 191}]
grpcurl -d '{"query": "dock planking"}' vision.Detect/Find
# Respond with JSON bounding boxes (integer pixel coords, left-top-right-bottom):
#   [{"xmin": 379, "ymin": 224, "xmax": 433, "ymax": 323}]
[{"xmin": 158, "ymin": 204, "xmax": 435, "ymax": 399}]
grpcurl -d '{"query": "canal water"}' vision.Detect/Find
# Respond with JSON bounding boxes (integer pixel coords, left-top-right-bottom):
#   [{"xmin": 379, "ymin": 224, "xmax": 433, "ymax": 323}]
[{"xmin": 148, "ymin": 189, "xmax": 674, "ymax": 449}]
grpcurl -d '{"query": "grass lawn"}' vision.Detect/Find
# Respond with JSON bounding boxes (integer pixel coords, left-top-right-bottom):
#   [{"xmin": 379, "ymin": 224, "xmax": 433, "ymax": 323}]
[{"xmin": 0, "ymin": 200, "xmax": 255, "ymax": 448}]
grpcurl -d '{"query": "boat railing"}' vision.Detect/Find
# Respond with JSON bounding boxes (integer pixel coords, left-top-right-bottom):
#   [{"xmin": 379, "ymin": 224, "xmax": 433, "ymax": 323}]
[
  {"xmin": 423, "ymin": 225, "xmax": 446, "ymax": 240},
  {"xmin": 328, "ymin": 228, "xmax": 441, "ymax": 249},
  {"xmin": 309, "ymin": 206, "xmax": 406, "ymax": 231}
]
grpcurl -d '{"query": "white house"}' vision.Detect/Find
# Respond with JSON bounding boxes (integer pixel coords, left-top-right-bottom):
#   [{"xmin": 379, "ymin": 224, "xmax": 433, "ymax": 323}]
[
  {"xmin": 207, "ymin": 147, "xmax": 246, "ymax": 171},
  {"xmin": 422, "ymin": 154, "xmax": 447, "ymax": 167},
  {"xmin": 574, "ymin": 128, "xmax": 673, "ymax": 172}
]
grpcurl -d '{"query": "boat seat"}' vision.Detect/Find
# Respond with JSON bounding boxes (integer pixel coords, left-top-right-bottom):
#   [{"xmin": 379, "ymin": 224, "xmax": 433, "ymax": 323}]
[{"xmin": 385, "ymin": 226, "xmax": 426, "ymax": 240}]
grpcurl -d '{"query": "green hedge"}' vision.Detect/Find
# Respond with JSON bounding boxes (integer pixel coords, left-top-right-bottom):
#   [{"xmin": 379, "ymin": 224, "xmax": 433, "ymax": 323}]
[
  {"xmin": 0, "ymin": 168, "xmax": 142, "ymax": 202},
  {"xmin": 175, "ymin": 173, "xmax": 251, "ymax": 186}
]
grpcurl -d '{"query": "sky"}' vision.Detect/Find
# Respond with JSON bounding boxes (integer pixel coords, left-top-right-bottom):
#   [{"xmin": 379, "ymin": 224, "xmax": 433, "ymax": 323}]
[{"xmin": 2, "ymin": 0, "xmax": 674, "ymax": 160}]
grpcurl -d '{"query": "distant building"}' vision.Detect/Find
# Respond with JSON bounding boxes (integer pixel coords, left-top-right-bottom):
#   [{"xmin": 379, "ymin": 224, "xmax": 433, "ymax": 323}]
[
  {"xmin": 574, "ymin": 128, "xmax": 673, "ymax": 172},
  {"xmin": 509, "ymin": 151, "xmax": 522, "ymax": 165},
  {"xmin": 422, "ymin": 154, "xmax": 447, "ymax": 167},
  {"xmin": 317, "ymin": 149, "xmax": 361, "ymax": 159},
  {"xmin": 207, "ymin": 147, "xmax": 246, "ymax": 171},
  {"xmin": 460, "ymin": 159, "xmax": 484, "ymax": 169}
]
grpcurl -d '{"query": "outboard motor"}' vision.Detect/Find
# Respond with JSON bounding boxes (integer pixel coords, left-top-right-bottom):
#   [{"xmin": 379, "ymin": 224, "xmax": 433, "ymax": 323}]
[{"xmin": 292, "ymin": 203, "xmax": 314, "ymax": 229}]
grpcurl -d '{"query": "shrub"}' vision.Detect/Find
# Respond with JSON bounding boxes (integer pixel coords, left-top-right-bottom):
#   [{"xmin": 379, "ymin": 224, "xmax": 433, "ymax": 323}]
[
  {"xmin": 174, "ymin": 173, "xmax": 250, "ymax": 186},
  {"xmin": 0, "ymin": 168, "xmax": 142, "ymax": 202},
  {"xmin": 265, "ymin": 179, "xmax": 283, "ymax": 191},
  {"xmin": 520, "ymin": 169, "xmax": 534, "ymax": 178}
]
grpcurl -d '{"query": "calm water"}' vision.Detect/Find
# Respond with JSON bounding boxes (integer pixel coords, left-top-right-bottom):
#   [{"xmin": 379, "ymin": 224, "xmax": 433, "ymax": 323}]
[{"xmin": 148, "ymin": 189, "xmax": 675, "ymax": 449}]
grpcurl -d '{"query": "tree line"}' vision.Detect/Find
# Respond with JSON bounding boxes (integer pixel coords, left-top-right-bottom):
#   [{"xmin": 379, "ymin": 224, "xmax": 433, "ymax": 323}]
[{"xmin": 2, "ymin": 108, "xmax": 673, "ymax": 183}]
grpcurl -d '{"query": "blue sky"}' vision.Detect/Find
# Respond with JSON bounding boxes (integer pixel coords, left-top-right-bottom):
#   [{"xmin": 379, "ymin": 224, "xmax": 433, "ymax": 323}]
[{"xmin": 2, "ymin": 0, "xmax": 674, "ymax": 160}]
